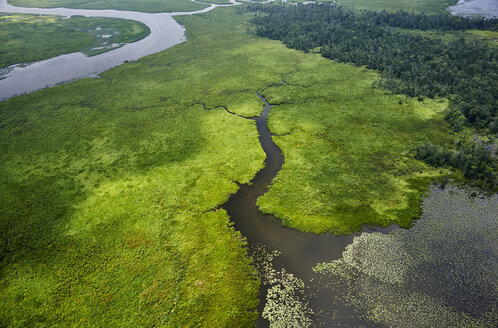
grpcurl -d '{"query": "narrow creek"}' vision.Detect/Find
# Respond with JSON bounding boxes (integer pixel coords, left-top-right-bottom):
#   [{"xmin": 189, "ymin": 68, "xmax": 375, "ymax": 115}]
[{"xmin": 223, "ymin": 93, "xmax": 397, "ymax": 327}]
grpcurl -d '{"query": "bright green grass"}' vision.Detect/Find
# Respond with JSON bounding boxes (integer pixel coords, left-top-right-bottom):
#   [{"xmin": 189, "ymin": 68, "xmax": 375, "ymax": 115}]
[
  {"xmin": 337, "ymin": 0, "xmax": 459, "ymax": 14},
  {"xmin": 256, "ymin": 59, "xmax": 453, "ymax": 234},
  {"xmin": 0, "ymin": 8, "xmax": 276, "ymax": 327},
  {"xmin": 0, "ymin": 13, "xmax": 149, "ymax": 68},
  {"xmin": 0, "ymin": 6, "xmax": 455, "ymax": 325},
  {"xmin": 8, "ymin": 0, "xmax": 213, "ymax": 13}
]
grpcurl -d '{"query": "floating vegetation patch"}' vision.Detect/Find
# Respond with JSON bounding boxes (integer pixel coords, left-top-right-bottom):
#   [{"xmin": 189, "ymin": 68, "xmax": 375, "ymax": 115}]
[
  {"xmin": 314, "ymin": 186, "xmax": 498, "ymax": 327},
  {"xmin": 252, "ymin": 245, "xmax": 313, "ymax": 327}
]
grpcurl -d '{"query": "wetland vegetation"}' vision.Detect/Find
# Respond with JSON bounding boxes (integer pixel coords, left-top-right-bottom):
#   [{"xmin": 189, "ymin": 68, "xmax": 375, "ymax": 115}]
[
  {"xmin": 314, "ymin": 186, "xmax": 497, "ymax": 327},
  {"xmin": 0, "ymin": 4, "xmax": 454, "ymax": 324},
  {"xmin": 0, "ymin": 13, "xmax": 149, "ymax": 69},
  {"xmin": 0, "ymin": 0, "xmax": 497, "ymax": 326},
  {"xmin": 247, "ymin": 3, "xmax": 498, "ymax": 191},
  {"xmin": 1, "ymin": 8, "xmax": 273, "ymax": 327},
  {"xmin": 338, "ymin": 0, "xmax": 459, "ymax": 14}
]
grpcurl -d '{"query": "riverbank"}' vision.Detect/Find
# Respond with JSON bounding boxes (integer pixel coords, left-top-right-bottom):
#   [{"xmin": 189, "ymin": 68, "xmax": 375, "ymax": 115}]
[
  {"xmin": 0, "ymin": 13, "xmax": 149, "ymax": 69},
  {"xmin": 1, "ymin": 1, "xmax": 496, "ymax": 327},
  {"xmin": 0, "ymin": 0, "xmax": 235, "ymax": 100},
  {"xmin": 0, "ymin": 6, "xmax": 271, "ymax": 327}
]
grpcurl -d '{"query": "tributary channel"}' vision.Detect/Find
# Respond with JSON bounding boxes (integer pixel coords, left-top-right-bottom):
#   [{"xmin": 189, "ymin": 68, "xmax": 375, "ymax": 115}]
[
  {"xmin": 1, "ymin": 0, "xmax": 496, "ymax": 326},
  {"xmin": 223, "ymin": 93, "xmax": 398, "ymax": 327}
]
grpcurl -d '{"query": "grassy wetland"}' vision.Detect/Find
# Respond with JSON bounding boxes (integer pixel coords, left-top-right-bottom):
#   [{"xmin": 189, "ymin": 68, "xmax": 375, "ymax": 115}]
[
  {"xmin": 257, "ymin": 62, "xmax": 452, "ymax": 234},
  {"xmin": 0, "ymin": 0, "xmax": 497, "ymax": 327},
  {"xmin": 0, "ymin": 13, "xmax": 149, "ymax": 69},
  {"xmin": 314, "ymin": 186, "xmax": 497, "ymax": 327}
]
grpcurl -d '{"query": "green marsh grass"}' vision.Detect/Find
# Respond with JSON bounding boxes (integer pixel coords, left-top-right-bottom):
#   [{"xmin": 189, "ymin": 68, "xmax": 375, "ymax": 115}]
[
  {"xmin": 257, "ymin": 58, "xmax": 452, "ymax": 233},
  {"xmin": 0, "ymin": 14, "xmax": 149, "ymax": 68},
  {"xmin": 0, "ymin": 6, "xmax": 457, "ymax": 325}
]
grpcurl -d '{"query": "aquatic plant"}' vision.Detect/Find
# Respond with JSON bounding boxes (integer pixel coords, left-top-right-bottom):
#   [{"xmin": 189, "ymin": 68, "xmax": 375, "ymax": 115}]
[
  {"xmin": 252, "ymin": 246, "xmax": 313, "ymax": 327},
  {"xmin": 315, "ymin": 186, "xmax": 498, "ymax": 327},
  {"xmin": 0, "ymin": 14, "xmax": 149, "ymax": 69}
]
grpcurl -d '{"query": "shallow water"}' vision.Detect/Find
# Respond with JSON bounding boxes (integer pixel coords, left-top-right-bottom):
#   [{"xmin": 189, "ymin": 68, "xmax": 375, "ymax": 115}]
[
  {"xmin": 1, "ymin": 0, "xmax": 496, "ymax": 326},
  {"xmin": 447, "ymin": 0, "xmax": 498, "ymax": 18},
  {"xmin": 313, "ymin": 186, "xmax": 498, "ymax": 327}
]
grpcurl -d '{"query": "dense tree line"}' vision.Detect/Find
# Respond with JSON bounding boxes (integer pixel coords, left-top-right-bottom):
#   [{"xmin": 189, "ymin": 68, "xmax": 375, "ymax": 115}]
[
  {"xmin": 243, "ymin": 3, "xmax": 498, "ymax": 188},
  {"xmin": 416, "ymin": 141, "xmax": 497, "ymax": 189},
  {"xmin": 244, "ymin": 4, "xmax": 498, "ymax": 134}
]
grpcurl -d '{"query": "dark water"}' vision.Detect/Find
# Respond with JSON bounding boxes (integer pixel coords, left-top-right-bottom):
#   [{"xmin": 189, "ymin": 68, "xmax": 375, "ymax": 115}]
[
  {"xmin": 3, "ymin": 0, "xmax": 491, "ymax": 325},
  {"xmin": 222, "ymin": 94, "xmax": 397, "ymax": 327}
]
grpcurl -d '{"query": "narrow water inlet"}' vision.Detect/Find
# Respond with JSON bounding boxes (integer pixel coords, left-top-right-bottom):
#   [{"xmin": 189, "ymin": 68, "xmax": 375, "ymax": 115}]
[{"xmin": 222, "ymin": 93, "xmax": 397, "ymax": 327}]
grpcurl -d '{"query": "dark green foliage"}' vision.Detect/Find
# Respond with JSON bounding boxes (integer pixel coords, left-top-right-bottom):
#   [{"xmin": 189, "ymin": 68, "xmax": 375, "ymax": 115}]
[
  {"xmin": 416, "ymin": 141, "xmax": 497, "ymax": 189},
  {"xmin": 245, "ymin": 4, "xmax": 498, "ymax": 134}
]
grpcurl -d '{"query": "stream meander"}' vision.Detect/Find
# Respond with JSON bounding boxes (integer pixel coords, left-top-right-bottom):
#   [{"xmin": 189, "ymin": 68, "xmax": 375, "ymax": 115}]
[
  {"xmin": 223, "ymin": 93, "xmax": 398, "ymax": 327},
  {"xmin": 1, "ymin": 0, "xmax": 496, "ymax": 326}
]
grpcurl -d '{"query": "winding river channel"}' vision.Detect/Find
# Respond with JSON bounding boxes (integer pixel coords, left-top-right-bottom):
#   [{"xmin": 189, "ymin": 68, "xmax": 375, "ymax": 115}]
[
  {"xmin": 1, "ymin": 0, "xmax": 497, "ymax": 326},
  {"xmin": 223, "ymin": 93, "xmax": 397, "ymax": 327},
  {"xmin": 0, "ymin": 0, "xmax": 235, "ymax": 100}
]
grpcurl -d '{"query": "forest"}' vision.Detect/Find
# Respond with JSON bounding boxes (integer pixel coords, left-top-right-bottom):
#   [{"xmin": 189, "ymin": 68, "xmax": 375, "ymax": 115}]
[
  {"xmin": 416, "ymin": 141, "xmax": 497, "ymax": 188},
  {"xmin": 244, "ymin": 3, "xmax": 498, "ymax": 189}
]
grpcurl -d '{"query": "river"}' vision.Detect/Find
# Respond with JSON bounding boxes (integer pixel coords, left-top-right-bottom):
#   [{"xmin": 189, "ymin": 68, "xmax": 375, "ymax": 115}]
[
  {"xmin": 0, "ymin": 0, "xmax": 236, "ymax": 100},
  {"xmin": 223, "ymin": 92, "xmax": 398, "ymax": 327},
  {"xmin": 0, "ymin": 0, "xmax": 496, "ymax": 327},
  {"xmin": 447, "ymin": 0, "xmax": 498, "ymax": 18}
]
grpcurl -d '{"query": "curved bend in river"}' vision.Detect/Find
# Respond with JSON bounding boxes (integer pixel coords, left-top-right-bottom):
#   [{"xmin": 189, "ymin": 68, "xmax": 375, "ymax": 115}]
[{"xmin": 0, "ymin": 0, "xmax": 239, "ymax": 100}]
